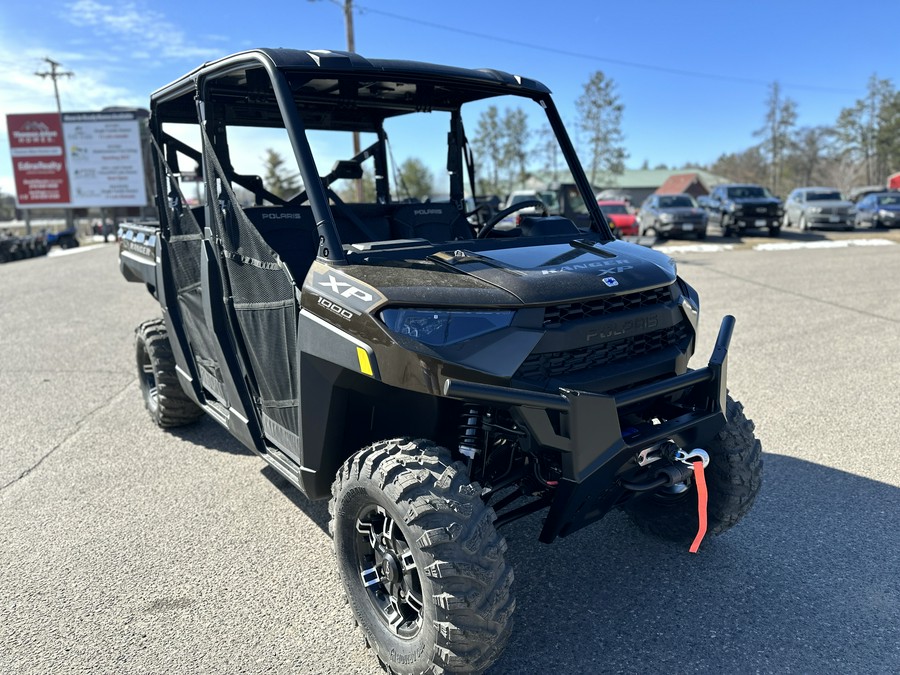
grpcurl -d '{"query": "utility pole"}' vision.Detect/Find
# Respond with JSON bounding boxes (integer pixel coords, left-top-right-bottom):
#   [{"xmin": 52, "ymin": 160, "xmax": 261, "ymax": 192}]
[
  {"xmin": 35, "ymin": 57, "xmax": 75, "ymax": 234},
  {"xmin": 35, "ymin": 57, "xmax": 74, "ymax": 116},
  {"xmin": 312, "ymin": 0, "xmax": 363, "ymax": 200}
]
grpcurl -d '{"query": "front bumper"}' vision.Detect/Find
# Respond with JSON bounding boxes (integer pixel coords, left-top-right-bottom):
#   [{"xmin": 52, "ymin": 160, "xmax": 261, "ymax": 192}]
[
  {"xmin": 807, "ymin": 213, "xmax": 854, "ymax": 228},
  {"xmin": 657, "ymin": 220, "xmax": 707, "ymax": 235},
  {"xmin": 735, "ymin": 214, "xmax": 779, "ymax": 229},
  {"xmin": 444, "ymin": 315, "xmax": 734, "ymax": 542}
]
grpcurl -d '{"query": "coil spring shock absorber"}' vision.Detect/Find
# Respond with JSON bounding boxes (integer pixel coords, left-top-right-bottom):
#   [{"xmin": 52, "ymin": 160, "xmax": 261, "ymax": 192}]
[{"xmin": 458, "ymin": 405, "xmax": 485, "ymax": 459}]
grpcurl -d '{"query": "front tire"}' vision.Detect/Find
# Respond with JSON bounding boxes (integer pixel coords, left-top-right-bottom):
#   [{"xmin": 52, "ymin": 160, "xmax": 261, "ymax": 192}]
[
  {"xmin": 624, "ymin": 396, "xmax": 762, "ymax": 544},
  {"xmin": 135, "ymin": 319, "xmax": 203, "ymax": 427},
  {"xmin": 330, "ymin": 439, "xmax": 514, "ymax": 674}
]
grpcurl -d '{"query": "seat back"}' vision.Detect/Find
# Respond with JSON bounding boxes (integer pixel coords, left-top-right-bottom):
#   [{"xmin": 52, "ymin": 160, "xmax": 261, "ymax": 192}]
[
  {"xmin": 243, "ymin": 206, "xmax": 319, "ymax": 281},
  {"xmin": 391, "ymin": 203, "xmax": 472, "ymax": 242}
]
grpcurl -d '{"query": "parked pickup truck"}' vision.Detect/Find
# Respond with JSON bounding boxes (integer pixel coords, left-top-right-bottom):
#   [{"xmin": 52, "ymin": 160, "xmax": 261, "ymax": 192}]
[
  {"xmin": 120, "ymin": 48, "xmax": 762, "ymax": 675},
  {"xmin": 706, "ymin": 183, "xmax": 783, "ymax": 237}
]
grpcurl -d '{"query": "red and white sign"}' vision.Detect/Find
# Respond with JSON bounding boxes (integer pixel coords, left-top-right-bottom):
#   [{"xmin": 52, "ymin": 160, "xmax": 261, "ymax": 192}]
[
  {"xmin": 6, "ymin": 110, "xmax": 148, "ymax": 208},
  {"xmin": 7, "ymin": 113, "xmax": 71, "ymax": 205}
]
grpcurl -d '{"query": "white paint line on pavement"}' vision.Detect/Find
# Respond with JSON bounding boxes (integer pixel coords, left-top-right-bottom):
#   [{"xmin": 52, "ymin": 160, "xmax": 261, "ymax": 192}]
[
  {"xmin": 753, "ymin": 238, "xmax": 896, "ymax": 252},
  {"xmin": 47, "ymin": 244, "xmax": 108, "ymax": 258},
  {"xmin": 656, "ymin": 243, "xmax": 736, "ymax": 254}
]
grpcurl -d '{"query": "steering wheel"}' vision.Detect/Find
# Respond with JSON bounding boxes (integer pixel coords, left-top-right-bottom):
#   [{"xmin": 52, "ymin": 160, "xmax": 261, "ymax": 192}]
[{"xmin": 477, "ymin": 199, "xmax": 548, "ymax": 239}]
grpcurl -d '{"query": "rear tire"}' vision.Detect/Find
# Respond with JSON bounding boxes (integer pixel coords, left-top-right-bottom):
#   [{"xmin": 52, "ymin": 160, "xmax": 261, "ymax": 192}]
[
  {"xmin": 624, "ymin": 396, "xmax": 762, "ymax": 544},
  {"xmin": 330, "ymin": 438, "xmax": 514, "ymax": 674},
  {"xmin": 135, "ymin": 319, "xmax": 203, "ymax": 427}
]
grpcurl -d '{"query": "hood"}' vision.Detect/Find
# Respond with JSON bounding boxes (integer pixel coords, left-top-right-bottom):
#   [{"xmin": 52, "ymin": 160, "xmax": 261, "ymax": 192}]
[
  {"xmin": 427, "ymin": 239, "xmax": 676, "ymax": 305},
  {"xmin": 343, "ymin": 239, "xmax": 677, "ymax": 308},
  {"xmin": 732, "ymin": 197, "xmax": 781, "ymax": 206}
]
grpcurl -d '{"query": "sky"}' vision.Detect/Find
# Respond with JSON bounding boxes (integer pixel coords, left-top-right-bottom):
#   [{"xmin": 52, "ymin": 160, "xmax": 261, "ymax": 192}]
[{"xmin": 1, "ymin": 0, "xmax": 897, "ymax": 199}]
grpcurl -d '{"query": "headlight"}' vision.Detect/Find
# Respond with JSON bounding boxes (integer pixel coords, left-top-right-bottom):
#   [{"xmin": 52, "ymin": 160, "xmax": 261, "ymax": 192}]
[
  {"xmin": 878, "ymin": 209, "xmax": 893, "ymax": 218},
  {"xmin": 727, "ymin": 203, "xmax": 737, "ymax": 212},
  {"xmin": 380, "ymin": 308, "xmax": 514, "ymax": 346},
  {"xmin": 807, "ymin": 207, "xmax": 822, "ymax": 214},
  {"xmin": 659, "ymin": 213, "xmax": 675, "ymax": 222}
]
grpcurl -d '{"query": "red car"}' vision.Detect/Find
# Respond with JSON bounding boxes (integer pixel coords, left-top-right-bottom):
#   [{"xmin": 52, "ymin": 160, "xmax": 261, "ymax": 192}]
[{"xmin": 597, "ymin": 199, "xmax": 638, "ymax": 236}]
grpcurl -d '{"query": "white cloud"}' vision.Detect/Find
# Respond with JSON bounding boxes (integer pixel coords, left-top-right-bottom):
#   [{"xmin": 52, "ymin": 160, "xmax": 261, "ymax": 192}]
[{"xmin": 62, "ymin": 0, "xmax": 223, "ymax": 62}]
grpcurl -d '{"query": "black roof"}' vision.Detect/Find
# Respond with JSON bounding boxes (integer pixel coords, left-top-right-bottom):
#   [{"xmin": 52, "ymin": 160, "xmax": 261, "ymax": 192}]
[{"xmin": 151, "ymin": 48, "xmax": 551, "ymax": 104}]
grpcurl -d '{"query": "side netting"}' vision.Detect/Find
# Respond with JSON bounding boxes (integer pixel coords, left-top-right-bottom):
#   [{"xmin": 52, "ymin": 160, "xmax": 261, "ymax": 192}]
[
  {"xmin": 153, "ymin": 138, "xmax": 226, "ymax": 403},
  {"xmin": 201, "ymin": 131, "xmax": 300, "ymax": 451}
]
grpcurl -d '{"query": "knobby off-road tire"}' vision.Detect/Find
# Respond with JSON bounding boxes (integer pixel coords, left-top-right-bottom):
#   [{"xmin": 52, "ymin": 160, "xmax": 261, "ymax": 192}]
[
  {"xmin": 330, "ymin": 438, "xmax": 514, "ymax": 675},
  {"xmin": 625, "ymin": 395, "xmax": 762, "ymax": 544},
  {"xmin": 135, "ymin": 319, "xmax": 203, "ymax": 428}
]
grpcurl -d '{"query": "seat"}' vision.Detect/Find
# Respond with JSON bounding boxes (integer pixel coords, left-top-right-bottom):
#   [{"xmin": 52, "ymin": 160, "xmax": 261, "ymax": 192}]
[
  {"xmin": 243, "ymin": 206, "xmax": 319, "ymax": 281},
  {"xmin": 390, "ymin": 202, "xmax": 472, "ymax": 242}
]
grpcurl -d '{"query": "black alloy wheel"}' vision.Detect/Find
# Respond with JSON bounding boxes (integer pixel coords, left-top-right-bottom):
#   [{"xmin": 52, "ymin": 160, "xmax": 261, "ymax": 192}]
[{"xmin": 331, "ymin": 438, "xmax": 514, "ymax": 674}]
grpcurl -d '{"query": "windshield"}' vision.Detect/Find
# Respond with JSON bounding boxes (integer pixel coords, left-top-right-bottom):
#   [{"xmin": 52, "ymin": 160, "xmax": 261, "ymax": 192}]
[
  {"xmin": 877, "ymin": 194, "xmax": 900, "ymax": 206},
  {"xmin": 807, "ymin": 191, "xmax": 842, "ymax": 201},
  {"xmin": 598, "ymin": 203, "xmax": 628, "ymax": 215},
  {"xmin": 159, "ymin": 61, "xmax": 613, "ymax": 251},
  {"xmin": 658, "ymin": 195, "xmax": 696, "ymax": 208},
  {"xmin": 726, "ymin": 186, "xmax": 770, "ymax": 199}
]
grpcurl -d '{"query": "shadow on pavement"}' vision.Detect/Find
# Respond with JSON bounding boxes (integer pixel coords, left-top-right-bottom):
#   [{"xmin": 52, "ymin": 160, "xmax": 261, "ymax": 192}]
[
  {"xmin": 259, "ymin": 464, "xmax": 332, "ymax": 534},
  {"xmin": 489, "ymin": 454, "xmax": 899, "ymax": 673},
  {"xmin": 167, "ymin": 417, "xmax": 254, "ymax": 456}
]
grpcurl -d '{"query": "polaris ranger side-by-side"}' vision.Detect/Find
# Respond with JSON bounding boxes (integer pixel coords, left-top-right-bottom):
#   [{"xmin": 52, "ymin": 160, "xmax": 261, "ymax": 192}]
[{"xmin": 120, "ymin": 49, "xmax": 762, "ymax": 675}]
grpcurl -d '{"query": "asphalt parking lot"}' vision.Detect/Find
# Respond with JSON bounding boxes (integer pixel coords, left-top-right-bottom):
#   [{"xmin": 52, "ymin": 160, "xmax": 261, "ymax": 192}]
[{"xmin": 1, "ymin": 236, "xmax": 898, "ymax": 674}]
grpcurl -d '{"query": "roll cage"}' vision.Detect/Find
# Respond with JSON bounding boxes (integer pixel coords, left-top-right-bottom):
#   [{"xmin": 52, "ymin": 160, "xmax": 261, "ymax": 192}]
[{"xmin": 148, "ymin": 48, "xmax": 613, "ymax": 264}]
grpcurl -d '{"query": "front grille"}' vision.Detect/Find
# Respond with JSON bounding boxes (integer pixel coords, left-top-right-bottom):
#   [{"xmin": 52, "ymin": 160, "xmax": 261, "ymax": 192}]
[
  {"xmin": 672, "ymin": 214, "xmax": 706, "ymax": 224},
  {"xmin": 741, "ymin": 204, "xmax": 777, "ymax": 216},
  {"xmin": 542, "ymin": 285, "xmax": 673, "ymax": 328},
  {"xmin": 816, "ymin": 207, "xmax": 850, "ymax": 216},
  {"xmin": 516, "ymin": 322, "xmax": 690, "ymax": 382}
]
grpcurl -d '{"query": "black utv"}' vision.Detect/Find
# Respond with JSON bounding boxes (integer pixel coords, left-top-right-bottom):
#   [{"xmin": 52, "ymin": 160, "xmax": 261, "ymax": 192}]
[{"xmin": 121, "ymin": 48, "xmax": 762, "ymax": 674}]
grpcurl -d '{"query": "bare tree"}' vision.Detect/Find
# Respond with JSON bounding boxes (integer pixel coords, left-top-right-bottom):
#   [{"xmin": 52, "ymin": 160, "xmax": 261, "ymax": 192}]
[
  {"xmin": 786, "ymin": 125, "xmax": 834, "ymax": 188},
  {"xmin": 575, "ymin": 71, "xmax": 626, "ymax": 186},
  {"xmin": 710, "ymin": 146, "xmax": 769, "ymax": 186},
  {"xmin": 820, "ymin": 152, "xmax": 867, "ymax": 194},
  {"xmin": 834, "ymin": 74, "xmax": 900, "ymax": 185},
  {"xmin": 754, "ymin": 81, "xmax": 797, "ymax": 196},
  {"xmin": 535, "ymin": 123, "xmax": 562, "ymax": 183}
]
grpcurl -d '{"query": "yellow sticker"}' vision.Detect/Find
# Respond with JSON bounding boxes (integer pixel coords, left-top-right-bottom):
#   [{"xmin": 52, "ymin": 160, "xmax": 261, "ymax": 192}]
[{"xmin": 356, "ymin": 347, "xmax": 373, "ymax": 376}]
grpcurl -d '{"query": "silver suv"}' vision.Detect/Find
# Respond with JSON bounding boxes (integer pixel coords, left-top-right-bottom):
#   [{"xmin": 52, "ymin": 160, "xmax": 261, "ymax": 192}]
[{"xmin": 783, "ymin": 187, "xmax": 855, "ymax": 231}]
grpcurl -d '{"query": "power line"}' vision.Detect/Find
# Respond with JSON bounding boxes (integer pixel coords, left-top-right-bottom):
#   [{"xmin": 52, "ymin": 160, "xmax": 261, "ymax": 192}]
[{"xmin": 355, "ymin": 5, "xmax": 858, "ymax": 95}]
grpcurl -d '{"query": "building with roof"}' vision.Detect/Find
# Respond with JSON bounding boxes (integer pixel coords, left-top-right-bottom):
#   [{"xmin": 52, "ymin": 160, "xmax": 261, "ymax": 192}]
[{"xmin": 596, "ymin": 168, "xmax": 732, "ymax": 206}]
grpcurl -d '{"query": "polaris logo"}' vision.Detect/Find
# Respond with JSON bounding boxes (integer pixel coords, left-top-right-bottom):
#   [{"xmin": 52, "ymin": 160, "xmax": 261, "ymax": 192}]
[
  {"xmin": 586, "ymin": 315, "xmax": 659, "ymax": 342},
  {"xmin": 413, "ymin": 209, "xmax": 443, "ymax": 216},
  {"xmin": 261, "ymin": 212, "xmax": 304, "ymax": 220}
]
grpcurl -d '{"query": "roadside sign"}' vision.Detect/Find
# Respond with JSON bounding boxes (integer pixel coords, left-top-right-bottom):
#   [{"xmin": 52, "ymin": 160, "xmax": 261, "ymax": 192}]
[
  {"xmin": 6, "ymin": 110, "xmax": 148, "ymax": 208},
  {"xmin": 7, "ymin": 112, "xmax": 70, "ymax": 205}
]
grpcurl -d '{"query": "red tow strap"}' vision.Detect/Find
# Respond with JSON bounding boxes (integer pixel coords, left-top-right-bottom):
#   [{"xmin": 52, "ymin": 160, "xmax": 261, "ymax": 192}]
[{"xmin": 689, "ymin": 459, "xmax": 708, "ymax": 554}]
